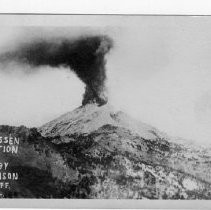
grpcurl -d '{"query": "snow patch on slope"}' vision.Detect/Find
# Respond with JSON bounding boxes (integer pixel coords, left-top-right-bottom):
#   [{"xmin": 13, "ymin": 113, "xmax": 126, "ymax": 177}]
[{"xmin": 39, "ymin": 103, "xmax": 166, "ymax": 140}]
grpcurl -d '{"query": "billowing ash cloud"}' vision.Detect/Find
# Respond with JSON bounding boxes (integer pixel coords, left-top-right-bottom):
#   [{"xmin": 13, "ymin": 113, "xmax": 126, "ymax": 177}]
[{"xmin": 0, "ymin": 35, "xmax": 113, "ymax": 106}]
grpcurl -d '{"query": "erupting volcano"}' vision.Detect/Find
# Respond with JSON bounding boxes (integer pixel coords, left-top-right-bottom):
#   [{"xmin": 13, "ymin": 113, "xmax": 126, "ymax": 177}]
[{"xmin": 0, "ymin": 31, "xmax": 211, "ymax": 200}]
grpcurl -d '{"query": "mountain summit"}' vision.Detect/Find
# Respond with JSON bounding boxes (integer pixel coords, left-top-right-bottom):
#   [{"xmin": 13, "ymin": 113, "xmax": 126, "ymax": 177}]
[
  {"xmin": 1, "ymin": 103, "xmax": 211, "ymax": 198},
  {"xmin": 40, "ymin": 103, "xmax": 165, "ymax": 141}
]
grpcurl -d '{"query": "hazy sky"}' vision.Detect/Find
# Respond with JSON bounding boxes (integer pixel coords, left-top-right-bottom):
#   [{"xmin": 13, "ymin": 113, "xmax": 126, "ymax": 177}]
[{"xmin": 0, "ymin": 15, "xmax": 211, "ymax": 145}]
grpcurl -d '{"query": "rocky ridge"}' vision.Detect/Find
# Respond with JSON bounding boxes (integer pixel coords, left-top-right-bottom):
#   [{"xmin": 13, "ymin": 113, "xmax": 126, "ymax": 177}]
[{"xmin": 0, "ymin": 103, "xmax": 211, "ymax": 199}]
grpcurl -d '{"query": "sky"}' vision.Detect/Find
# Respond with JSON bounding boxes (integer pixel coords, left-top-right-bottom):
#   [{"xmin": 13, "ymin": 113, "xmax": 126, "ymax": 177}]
[{"xmin": 0, "ymin": 15, "xmax": 210, "ymax": 145}]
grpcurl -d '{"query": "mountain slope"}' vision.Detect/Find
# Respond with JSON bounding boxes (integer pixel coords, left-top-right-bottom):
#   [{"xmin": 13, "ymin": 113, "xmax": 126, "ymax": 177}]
[
  {"xmin": 39, "ymin": 103, "xmax": 165, "ymax": 140},
  {"xmin": 1, "ymin": 103, "xmax": 211, "ymax": 199}
]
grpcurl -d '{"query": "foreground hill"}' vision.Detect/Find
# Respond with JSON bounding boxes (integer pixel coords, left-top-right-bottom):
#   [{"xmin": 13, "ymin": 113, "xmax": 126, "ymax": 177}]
[{"xmin": 1, "ymin": 103, "xmax": 211, "ymax": 199}]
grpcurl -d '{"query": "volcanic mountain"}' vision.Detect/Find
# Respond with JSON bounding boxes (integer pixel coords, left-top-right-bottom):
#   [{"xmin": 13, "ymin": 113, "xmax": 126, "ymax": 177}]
[{"xmin": 1, "ymin": 103, "xmax": 211, "ymax": 199}]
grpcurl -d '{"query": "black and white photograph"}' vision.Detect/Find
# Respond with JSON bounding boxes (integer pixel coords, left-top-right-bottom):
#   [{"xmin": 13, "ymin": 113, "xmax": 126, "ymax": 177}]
[{"xmin": 0, "ymin": 13, "xmax": 211, "ymax": 203}]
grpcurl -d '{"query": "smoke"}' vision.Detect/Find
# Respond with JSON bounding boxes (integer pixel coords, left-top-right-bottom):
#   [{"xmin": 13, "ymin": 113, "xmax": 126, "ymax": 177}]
[{"xmin": 0, "ymin": 35, "xmax": 113, "ymax": 106}]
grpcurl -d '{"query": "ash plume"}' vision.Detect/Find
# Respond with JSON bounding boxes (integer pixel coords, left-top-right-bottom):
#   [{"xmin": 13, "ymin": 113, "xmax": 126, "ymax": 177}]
[{"xmin": 0, "ymin": 35, "xmax": 113, "ymax": 106}]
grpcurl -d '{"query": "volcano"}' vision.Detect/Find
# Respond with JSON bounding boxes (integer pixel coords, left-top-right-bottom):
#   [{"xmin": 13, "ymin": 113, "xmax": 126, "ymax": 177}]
[{"xmin": 1, "ymin": 103, "xmax": 211, "ymax": 199}]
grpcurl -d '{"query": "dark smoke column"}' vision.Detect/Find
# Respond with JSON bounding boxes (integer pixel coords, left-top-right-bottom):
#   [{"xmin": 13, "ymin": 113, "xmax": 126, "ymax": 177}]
[
  {"xmin": 0, "ymin": 35, "xmax": 113, "ymax": 106},
  {"xmin": 81, "ymin": 37, "xmax": 112, "ymax": 106}
]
